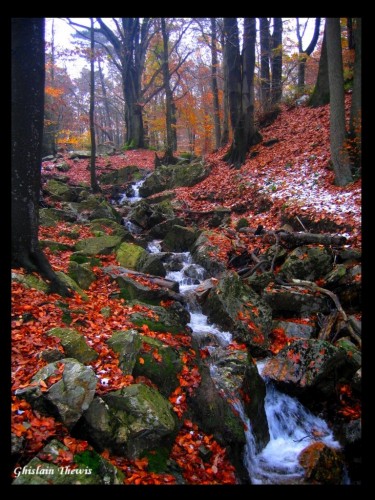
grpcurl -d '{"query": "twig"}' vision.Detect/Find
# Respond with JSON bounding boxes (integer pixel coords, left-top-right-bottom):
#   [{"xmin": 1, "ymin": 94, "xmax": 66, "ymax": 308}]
[{"xmin": 296, "ymin": 216, "xmax": 308, "ymax": 232}]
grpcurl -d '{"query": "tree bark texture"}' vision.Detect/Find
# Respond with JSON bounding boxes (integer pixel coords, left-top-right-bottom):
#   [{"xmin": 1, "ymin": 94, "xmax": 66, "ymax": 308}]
[
  {"xmin": 296, "ymin": 17, "xmax": 321, "ymax": 91},
  {"xmin": 210, "ymin": 18, "xmax": 221, "ymax": 149},
  {"xmin": 325, "ymin": 17, "xmax": 353, "ymax": 186},
  {"xmin": 271, "ymin": 18, "xmax": 283, "ymax": 105},
  {"xmin": 11, "ymin": 18, "xmax": 71, "ymax": 296},
  {"xmin": 90, "ymin": 19, "xmax": 100, "ymax": 192},
  {"xmin": 309, "ymin": 28, "xmax": 330, "ymax": 107},
  {"xmin": 259, "ymin": 18, "xmax": 271, "ymax": 111},
  {"xmin": 349, "ymin": 18, "xmax": 361, "ymax": 140}
]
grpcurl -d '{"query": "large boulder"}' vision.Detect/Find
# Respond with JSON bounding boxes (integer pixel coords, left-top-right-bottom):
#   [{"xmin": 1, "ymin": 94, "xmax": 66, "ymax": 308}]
[
  {"xmin": 55, "ymin": 271, "xmax": 89, "ymax": 301},
  {"xmin": 15, "ymin": 358, "xmax": 97, "ymax": 429},
  {"xmin": 298, "ymin": 442, "xmax": 344, "ymax": 484},
  {"xmin": 138, "ymin": 254, "xmax": 166, "ymax": 278},
  {"xmin": 129, "ymin": 301, "xmax": 190, "ymax": 334},
  {"xmin": 272, "ymin": 319, "xmax": 316, "ymax": 340},
  {"xmin": 39, "ymin": 207, "xmax": 78, "ymax": 225},
  {"xmin": 45, "ymin": 179, "xmax": 79, "ymax": 202},
  {"xmin": 201, "ymin": 271, "xmax": 271, "ymax": 356},
  {"xmin": 149, "ymin": 217, "xmax": 186, "ymax": 238},
  {"xmin": 12, "ymin": 272, "xmax": 48, "ymax": 293},
  {"xmin": 279, "ymin": 245, "xmax": 333, "ymax": 281},
  {"xmin": 133, "ymin": 336, "xmax": 183, "ymax": 397},
  {"xmin": 190, "ymin": 231, "xmax": 229, "ymax": 277},
  {"xmin": 324, "ymin": 263, "xmax": 361, "ymax": 309},
  {"xmin": 209, "ymin": 347, "xmax": 270, "ymax": 451},
  {"xmin": 139, "ymin": 162, "xmax": 211, "ymax": 197},
  {"xmin": 13, "ymin": 439, "xmax": 124, "ymax": 485},
  {"xmin": 99, "ymin": 165, "xmax": 147, "ymax": 185},
  {"xmin": 65, "ymin": 198, "xmax": 121, "ymax": 223},
  {"xmin": 90, "ymin": 219, "xmax": 135, "ymax": 242},
  {"xmin": 82, "ymin": 384, "xmax": 178, "ymax": 458},
  {"xmin": 68, "ymin": 261, "xmax": 96, "ymax": 290},
  {"xmin": 187, "ymin": 362, "xmax": 248, "ymax": 484},
  {"xmin": 106, "ymin": 329, "xmax": 142, "ymax": 374},
  {"xmin": 47, "ymin": 327, "xmax": 98, "ymax": 364},
  {"xmin": 115, "ymin": 242, "xmax": 148, "ymax": 270},
  {"xmin": 262, "ymin": 283, "xmax": 331, "ymax": 316},
  {"xmin": 262, "ymin": 339, "xmax": 359, "ymax": 402},
  {"xmin": 75, "ymin": 235, "xmax": 122, "ymax": 256},
  {"xmin": 161, "ymin": 225, "xmax": 199, "ymax": 252}
]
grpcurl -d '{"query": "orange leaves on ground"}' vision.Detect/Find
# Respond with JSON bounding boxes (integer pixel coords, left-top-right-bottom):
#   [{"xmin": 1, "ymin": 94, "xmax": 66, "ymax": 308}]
[
  {"xmin": 269, "ymin": 327, "xmax": 294, "ymax": 355},
  {"xmin": 178, "ymin": 365, "xmax": 201, "ymax": 395},
  {"xmin": 152, "ymin": 350, "xmax": 163, "ymax": 363},
  {"xmin": 286, "ymin": 349, "xmax": 301, "ymax": 364},
  {"xmin": 170, "ymin": 420, "xmax": 236, "ymax": 485},
  {"xmin": 169, "ymin": 386, "xmax": 187, "ymax": 419},
  {"xmin": 63, "ymin": 436, "xmax": 89, "ymax": 454},
  {"xmin": 139, "ymin": 357, "xmax": 145, "ymax": 365},
  {"xmin": 227, "ymin": 341, "xmax": 247, "ymax": 351},
  {"xmin": 100, "ymin": 451, "xmax": 176, "ymax": 485}
]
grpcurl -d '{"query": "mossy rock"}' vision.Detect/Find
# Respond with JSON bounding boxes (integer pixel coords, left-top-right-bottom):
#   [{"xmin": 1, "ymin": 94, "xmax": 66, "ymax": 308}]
[
  {"xmin": 90, "ymin": 219, "xmax": 135, "ymax": 242},
  {"xmin": 191, "ymin": 231, "xmax": 229, "ymax": 277},
  {"xmin": 45, "ymin": 179, "xmax": 78, "ymax": 201},
  {"xmin": 133, "ymin": 336, "xmax": 183, "ymax": 396},
  {"xmin": 75, "ymin": 235, "xmax": 122, "ymax": 256},
  {"xmin": 68, "ymin": 261, "xmax": 96, "ymax": 290},
  {"xmin": 39, "ymin": 240, "xmax": 74, "ymax": 252},
  {"xmin": 138, "ymin": 254, "xmax": 166, "ymax": 277},
  {"xmin": 11, "ymin": 272, "xmax": 48, "ymax": 293},
  {"xmin": 39, "ymin": 207, "xmax": 78, "ymax": 224},
  {"xmin": 129, "ymin": 302, "xmax": 190, "ymax": 334},
  {"xmin": 161, "ymin": 225, "xmax": 198, "ymax": 252},
  {"xmin": 106, "ymin": 330, "xmax": 142, "ymax": 373},
  {"xmin": 116, "ymin": 242, "xmax": 148, "ymax": 270},
  {"xmin": 280, "ymin": 245, "xmax": 333, "ymax": 281},
  {"xmin": 55, "ymin": 271, "xmax": 89, "ymax": 301},
  {"xmin": 99, "ymin": 165, "xmax": 146, "ymax": 185},
  {"xmin": 47, "ymin": 327, "xmax": 98, "ymax": 363},
  {"xmin": 298, "ymin": 442, "xmax": 344, "ymax": 484}
]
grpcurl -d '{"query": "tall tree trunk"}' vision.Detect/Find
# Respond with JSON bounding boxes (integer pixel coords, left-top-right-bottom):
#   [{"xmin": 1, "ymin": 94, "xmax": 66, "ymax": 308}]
[
  {"xmin": 220, "ymin": 21, "xmax": 229, "ymax": 147},
  {"xmin": 326, "ymin": 18, "xmax": 353, "ymax": 186},
  {"xmin": 210, "ymin": 17, "xmax": 221, "ymax": 150},
  {"xmin": 43, "ymin": 19, "xmax": 58, "ymax": 156},
  {"xmin": 12, "ymin": 18, "xmax": 70, "ymax": 296},
  {"xmin": 271, "ymin": 18, "xmax": 283, "ymax": 105},
  {"xmin": 223, "ymin": 18, "xmax": 261, "ymax": 168},
  {"xmin": 309, "ymin": 27, "xmax": 330, "ymax": 107},
  {"xmin": 297, "ymin": 17, "xmax": 321, "ymax": 92},
  {"xmin": 259, "ymin": 18, "xmax": 271, "ymax": 112},
  {"xmin": 90, "ymin": 19, "xmax": 100, "ymax": 192},
  {"xmin": 98, "ymin": 59, "xmax": 113, "ymax": 143},
  {"xmin": 161, "ymin": 18, "xmax": 177, "ymax": 163},
  {"xmin": 347, "ymin": 18, "xmax": 354, "ymax": 50},
  {"xmin": 350, "ymin": 18, "xmax": 361, "ymax": 138}
]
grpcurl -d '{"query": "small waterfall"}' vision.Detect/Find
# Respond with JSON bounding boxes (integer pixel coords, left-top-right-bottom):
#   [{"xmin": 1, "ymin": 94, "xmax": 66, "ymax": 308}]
[{"xmin": 119, "ymin": 177, "xmax": 145, "ymax": 205}]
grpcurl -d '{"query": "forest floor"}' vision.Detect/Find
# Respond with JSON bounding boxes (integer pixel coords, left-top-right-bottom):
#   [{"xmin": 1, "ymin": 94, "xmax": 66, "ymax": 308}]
[{"xmin": 11, "ymin": 96, "xmax": 362, "ymax": 485}]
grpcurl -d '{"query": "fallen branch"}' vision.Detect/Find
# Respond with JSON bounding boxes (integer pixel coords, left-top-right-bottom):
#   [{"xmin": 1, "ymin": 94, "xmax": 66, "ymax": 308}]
[{"xmin": 239, "ymin": 227, "xmax": 347, "ymax": 247}]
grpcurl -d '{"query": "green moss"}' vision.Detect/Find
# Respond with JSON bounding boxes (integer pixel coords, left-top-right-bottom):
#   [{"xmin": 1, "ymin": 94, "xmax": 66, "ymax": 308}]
[
  {"xmin": 74, "ymin": 450, "xmax": 102, "ymax": 475},
  {"xmin": 116, "ymin": 242, "xmax": 148, "ymax": 270},
  {"xmin": 236, "ymin": 218, "xmax": 249, "ymax": 231},
  {"xmin": 131, "ymin": 317, "xmax": 181, "ymax": 334},
  {"xmin": 141, "ymin": 447, "xmax": 170, "ymax": 473}
]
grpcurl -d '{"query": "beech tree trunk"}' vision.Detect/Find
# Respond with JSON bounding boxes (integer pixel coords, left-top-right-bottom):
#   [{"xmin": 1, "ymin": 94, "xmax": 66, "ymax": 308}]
[
  {"xmin": 223, "ymin": 18, "xmax": 261, "ymax": 168},
  {"xmin": 89, "ymin": 19, "xmax": 100, "ymax": 193},
  {"xmin": 350, "ymin": 18, "xmax": 361, "ymax": 140},
  {"xmin": 259, "ymin": 18, "xmax": 271, "ymax": 112},
  {"xmin": 11, "ymin": 18, "xmax": 71, "ymax": 296},
  {"xmin": 210, "ymin": 18, "xmax": 221, "ymax": 149},
  {"xmin": 220, "ymin": 20, "xmax": 229, "ymax": 147},
  {"xmin": 271, "ymin": 18, "xmax": 283, "ymax": 105},
  {"xmin": 161, "ymin": 18, "xmax": 177, "ymax": 164},
  {"xmin": 326, "ymin": 18, "xmax": 353, "ymax": 186},
  {"xmin": 310, "ymin": 28, "xmax": 330, "ymax": 107}
]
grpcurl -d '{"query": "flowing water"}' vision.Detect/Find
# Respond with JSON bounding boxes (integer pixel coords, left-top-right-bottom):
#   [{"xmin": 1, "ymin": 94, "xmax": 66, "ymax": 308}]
[{"xmin": 119, "ymin": 183, "xmax": 345, "ymax": 484}]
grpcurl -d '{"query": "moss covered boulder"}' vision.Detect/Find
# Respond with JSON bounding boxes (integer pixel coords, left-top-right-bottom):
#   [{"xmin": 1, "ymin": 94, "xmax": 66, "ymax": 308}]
[
  {"xmin": 75, "ymin": 235, "xmax": 122, "ymax": 256},
  {"xmin": 262, "ymin": 339, "xmax": 359, "ymax": 402},
  {"xmin": 279, "ymin": 245, "xmax": 333, "ymax": 281},
  {"xmin": 55, "ymin": 271, "xmax": 89, "ymax": 301},
  {"xmin": 191, "ymin": 231, "xmax": 229, "ymax": 277},
  {"xmin": 45, "ymin": 179, "xmax": 79, "ymax": 202},
  {"xmin": 133, "ymin": 336, "xmax": 183, "ymax": 396},
  {"xmin": 139, "ymin": 162, "xmax": 211, "ymax": 197},
  {"xmin": 99, "ymin": 165, "xmax": 146, "ymax": 185},
  {"xmin": 68, "ymin": 261, "xmax": 96, "ymax": 290},
  {"xmin": 298, "ymin": 442, "xmax": 344, "ymax": 484},
  {"xmin": 115, "ymin": 242, "xmax": 148, "ymax": 270},
  {"xmin": 15, "ymin": 358, "xmax": 97, "ymax": 429},
  {"xmin": 138, "ymin": 254, "xmax": 166, "ymax": 278},
  {"xmin": 129, "ymin": 301, "xmax": 190, "ymax": 334},
  {"xmin": 90, "ymin": 219, "xmax": 135, "ymax": 242},
  {"xmin": 11, "ymin": 272, "xmax": 48, "ymax": 293},
  {"xmin": 39, "ymin": 207, "xmax": 78, "ymax": 225},
  {"xmin": 106, "ymin": 330, "xmax": 142, "ymax": 373},
  {"xmin": 161, "ymin": 225, "xmax": 199, "ymax": 252},
  {"xmin": 82, "ymin": 384, "xmax": 178, "ymax": 458},
  {"xmin": 47, "ymin": 327, "xmax": 98, "ymax": 364},
  {"xmin": 201, "ymin": 271, "xmax": 271, "ymax": 356}
]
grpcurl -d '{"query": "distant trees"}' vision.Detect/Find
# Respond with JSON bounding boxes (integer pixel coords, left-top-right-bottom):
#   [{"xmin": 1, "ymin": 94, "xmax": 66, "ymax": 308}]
[
  {"xmin": 325, "ymin": 17, "xmax": 353, "ymax": 186},
  {"xmin": 89, "ymin": 18, "xmax": 100, "ymax": 192},
  {"xmin": 12, "ymin": 18, "xmax": 70, "ymax": 296},
  {"xmin": 296, "ymin": 17, "xmax": 321, "ymax": 92}
]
